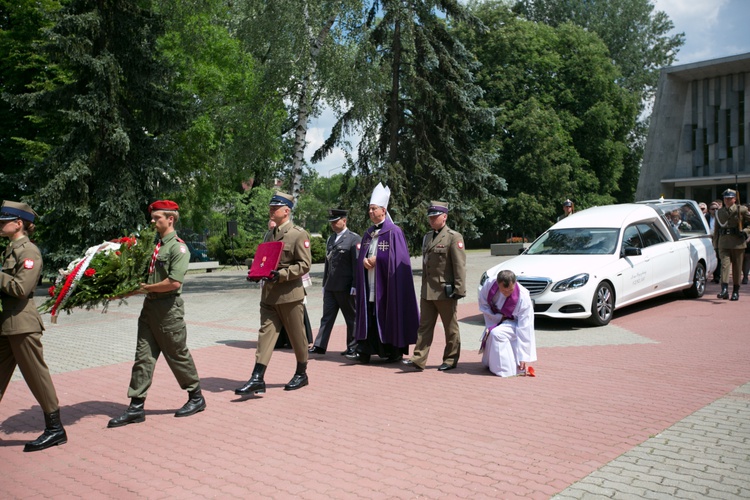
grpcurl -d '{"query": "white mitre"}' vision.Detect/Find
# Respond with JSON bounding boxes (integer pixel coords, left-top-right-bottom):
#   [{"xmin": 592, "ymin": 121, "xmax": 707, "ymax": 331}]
[{"xmin": 369, "ymin": 182, "xmax": 391, "ymax": 208}]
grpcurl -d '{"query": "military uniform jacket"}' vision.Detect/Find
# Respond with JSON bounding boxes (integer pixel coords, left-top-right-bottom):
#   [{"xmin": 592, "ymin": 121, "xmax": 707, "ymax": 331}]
[
  {"xmin": 1, "ymin": 236, "xmax": 45, "ymax": 336},
  {"xmin": 323, "ymin": 229, "xmax": 361, "ymax": 292},
  {"xmin": 261, "ymin": 220, "xmax": 311, "ymax": 305},
  {"xmin": 715, "ymin": 205, "xmax": 750, "ymax": 250},
  {"xmin": 420, "ymin": 225, "xmax": 466, "ymax": 301},
  {"xmin": 148, "ymin": 231, "xmax": 190, "ymax": 294}
]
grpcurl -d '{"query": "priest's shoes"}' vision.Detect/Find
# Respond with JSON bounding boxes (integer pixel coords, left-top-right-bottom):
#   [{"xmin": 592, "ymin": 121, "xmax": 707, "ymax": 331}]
[{"xmin": 345, "ymin": 352, "xmax": 370, "ymax": 364}]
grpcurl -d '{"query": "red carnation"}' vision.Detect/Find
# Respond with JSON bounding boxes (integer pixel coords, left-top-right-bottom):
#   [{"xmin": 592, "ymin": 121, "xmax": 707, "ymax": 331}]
[
  {"xmin": 84, "ymin": 268, "xmax": 96, "ymax": 277},
  {"xmin": 116, "ymin": 251, "xmax": 122, "ymax": 255},
  {"xmin": 48, "ymin": 285, "xmax": 56, "ymax": 297}
]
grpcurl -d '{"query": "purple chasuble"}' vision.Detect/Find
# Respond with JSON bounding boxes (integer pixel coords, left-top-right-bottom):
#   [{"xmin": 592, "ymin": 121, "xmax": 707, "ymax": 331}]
[{"xmin": 354, "ymin": 218, "xmax": 419, "ymax": 347}]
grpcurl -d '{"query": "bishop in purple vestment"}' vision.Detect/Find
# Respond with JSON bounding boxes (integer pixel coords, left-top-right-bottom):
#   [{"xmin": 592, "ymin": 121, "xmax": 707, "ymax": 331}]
[{"xmin": 348, "ymin": 184, "xmax": 419, "ymax": 363}]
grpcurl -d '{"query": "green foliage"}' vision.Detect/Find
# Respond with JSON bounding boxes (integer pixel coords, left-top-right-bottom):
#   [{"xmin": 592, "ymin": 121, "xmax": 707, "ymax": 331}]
[
  {"xmin": 154, "ymin": 0, "xmax": 286, "ymax": 226},
  {"xmin": 316, "ymin": 0, "xmax": 504, "ymax": 253},
  {"xmin": 461, "ymin": 2, "xmax": 638, "ymax": 238},
  {"xmin": 512, "ymin": 0, "xmax": 685, "ymax": 203},
  {"xmin": 309, "ymin": 235, "xmax": 326, "ymax": 264},
  {"xmin": 0, "ymin": 0, "xmax": 65, "ymax": 202},
  {"xmin": 9, "ymin": 0, "xmax": 190, "ymax": 270},
  {"xmin": 40, "ymin": 226, "xmax": 156, "ymax": 315}
]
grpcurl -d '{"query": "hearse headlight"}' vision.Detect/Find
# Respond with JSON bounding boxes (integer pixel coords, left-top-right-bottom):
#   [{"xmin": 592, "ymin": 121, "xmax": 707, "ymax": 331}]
[{"xmin": 551, "ymin": 273, "xmax": 589, "ymax": 292}]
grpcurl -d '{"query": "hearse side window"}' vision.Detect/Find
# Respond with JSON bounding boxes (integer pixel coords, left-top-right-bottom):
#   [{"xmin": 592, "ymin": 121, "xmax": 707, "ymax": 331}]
[
  {"xmin": 637, "ymin": 223, "xmax": 667, "ymax": 247},
  {"xmin": 622, "ymin": 225, "xmax": 643, "ymax": 249}
]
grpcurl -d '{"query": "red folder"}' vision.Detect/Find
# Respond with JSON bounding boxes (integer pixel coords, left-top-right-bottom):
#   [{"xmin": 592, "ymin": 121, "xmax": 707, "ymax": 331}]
[{"xmin": 248, "ymin": 241, "xmax": 284, "ymax": 279}]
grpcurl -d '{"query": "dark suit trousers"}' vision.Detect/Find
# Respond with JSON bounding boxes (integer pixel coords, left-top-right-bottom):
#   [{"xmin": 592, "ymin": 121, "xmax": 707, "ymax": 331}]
[
  {"xmin": 0, "ymin": 332, "xmax": 59, "ymax": 413},
  {"xmin": 313, "ymin": 290, "xmax": 356, "ymax": 350},
  {"xmin": 411, "ymin": 298, "xmax": 461, "ymax": 369}
]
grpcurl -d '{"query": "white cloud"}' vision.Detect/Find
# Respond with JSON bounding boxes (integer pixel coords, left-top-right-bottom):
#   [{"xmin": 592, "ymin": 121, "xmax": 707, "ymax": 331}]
[
  {"xmin": 654, "ymin": 0, "xmax": 750, "ymax": 64},
  {"xmin": 305, "ymin": 105, "xmax": 357, "ymax": 176}
]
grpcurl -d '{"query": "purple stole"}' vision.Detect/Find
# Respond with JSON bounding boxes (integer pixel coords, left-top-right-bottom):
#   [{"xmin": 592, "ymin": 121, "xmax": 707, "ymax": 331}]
[{"xmin": 480, "ymin": 282, "xmax": 519, "ymax": 352}]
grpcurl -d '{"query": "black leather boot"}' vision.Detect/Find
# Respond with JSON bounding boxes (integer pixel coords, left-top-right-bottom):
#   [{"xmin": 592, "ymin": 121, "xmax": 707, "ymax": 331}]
[
  {"xmin": 235, "ymin": 363, "xmax": 266, "ymax": 395},
  {"xmin": 108, "ymin": 397, "xmax": 146, "ymax": 428},
  {"xmin": 284, "ymin": 362, "xmax": 309, "ymax": 391},
  {"xmin": 175, "ymin": 387, "xmax": 206, "ymax": 417},
  {"xmin": 717, "ymin": 283, "xmax": 729, "ymax": 299},
  {"xmin": 730, "ymin": 285, "xmax": 740, "ymax": 301},
  {"xmin": 24, "ymin": 409, "xmax": 67, "ymax": 452}
]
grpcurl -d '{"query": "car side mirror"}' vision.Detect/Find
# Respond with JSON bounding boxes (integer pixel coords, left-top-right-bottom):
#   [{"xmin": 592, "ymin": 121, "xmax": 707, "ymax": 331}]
[{"xmin": 623, "ymin": 247, "xmax": 642, "ymax": 257}]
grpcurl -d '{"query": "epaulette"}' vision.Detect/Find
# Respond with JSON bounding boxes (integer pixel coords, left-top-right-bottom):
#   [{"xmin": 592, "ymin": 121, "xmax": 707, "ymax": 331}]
[{"xmin": 176, "ymin": 237, "xmax": 185, "ymax": 243}]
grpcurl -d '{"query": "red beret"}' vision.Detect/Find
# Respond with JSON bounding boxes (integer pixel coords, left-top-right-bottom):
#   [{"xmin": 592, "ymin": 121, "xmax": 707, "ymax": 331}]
[{"xmin": 148, "ymin": 200, "xmax": 179, "ymax": 213}]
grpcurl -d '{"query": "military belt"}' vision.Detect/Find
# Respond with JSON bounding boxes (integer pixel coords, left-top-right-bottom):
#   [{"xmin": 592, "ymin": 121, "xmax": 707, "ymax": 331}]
[
  {"xmin": 720, "ymin": 228, "xmax": 739, "ymax": 236},
  {"xmin": 146, "ymin": 292, "xmax": 180, "ymax": 300}
]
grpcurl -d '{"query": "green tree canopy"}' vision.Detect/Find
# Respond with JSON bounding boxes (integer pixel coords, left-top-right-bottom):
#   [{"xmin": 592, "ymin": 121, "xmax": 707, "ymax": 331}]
[
  {"xmin": 462, "ymin": 1, "xmax": 639, "ymax": 238},
  {"xmin": 9, "ymin": 0, "xmax": 190, "ymax": 267},
  {"xmin": 0, "ymin": 0, "xmax": 64, "ymax": 202},
  {"xmin": 317, "ymin": 0, "xmax": 503, "ymax": 251}
]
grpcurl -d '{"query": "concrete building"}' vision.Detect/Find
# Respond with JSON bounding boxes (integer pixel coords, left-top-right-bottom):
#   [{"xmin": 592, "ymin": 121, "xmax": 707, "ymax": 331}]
[{"xmin": 637, "ymin": 52, "xmax": 750, "ymax": 204}]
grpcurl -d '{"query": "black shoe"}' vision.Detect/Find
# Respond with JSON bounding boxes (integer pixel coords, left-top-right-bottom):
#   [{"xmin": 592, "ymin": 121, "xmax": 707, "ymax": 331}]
[
  {"xmin": 308, "ymin": 346, "xmax": 326, "ymax": 354},
  {"xmin": 175, "ymin": 388, "xmax": 206, "ymax": 417},
  {"xmin": 235, "ymin": 363, "xmax": 267, "ymax": 395},
  {"xmin": 743, "ymin": 277, "xmax": 748, "ymax": 285},
  {"xmin": 401, "ymin": 359, "xmax": 423, "ymax": 371},
  {"xmin": 717, "ymin": 284, "xmax": 729, "ymax": 299},
  {"xmin": 438, "ymin": 363, "xmax": 456, "ymax": 371},
  {"xmin": 345, "ymin": 352, "xmax": 370, "ymax": 364},
  {"xmin": 711, "ymin": 277, "xmax": 720, "ymax": 283},
  {"xmin": 731, "ymin": 285, "xmax": 740, "ymax": 301},
  {"xmin": 340, "ymin": 348, "xmax": 356, "ymax": 356},
  {"xmin": 24, "ymin": 410, "xmax": 67, "ymax": 452},
  {"xmin": 108, "ymin": 398, "xmax": 146, "ymax": 428},
  {"xmin": 284, "ymin": 373, "xmax": 309, "ymax": 390}
]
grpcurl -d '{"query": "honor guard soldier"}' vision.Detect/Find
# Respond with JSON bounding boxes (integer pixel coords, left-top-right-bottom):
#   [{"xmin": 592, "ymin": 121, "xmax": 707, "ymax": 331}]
[
  {"xmin": 309, "ymin": 209, "xmax": 361, "ymax": 356},
  {"xmin": 403, "ymin": 201, "xmax": 467, "ymax": 371},
  {"xmin": 1, "ymin": 201, "xmax": 68, "ymax": 451},
  {"xmin": 557, "ymin": 199, "xmax": 575, "ymax": 222},
  {"xmin": 715, "ymin": 189, "xmax": 750, "ymax": 301},
  {"xmin": 236, "ymin": 191, "xmax": 312, "ymax": 395},
  {"xmin": 108, "ymin": 200, "xmax": 206, "ymax": 428}
]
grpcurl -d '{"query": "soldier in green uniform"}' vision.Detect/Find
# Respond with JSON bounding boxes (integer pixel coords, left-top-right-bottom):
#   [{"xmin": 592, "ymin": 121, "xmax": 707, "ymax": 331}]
[
  {"xmin": 715, "ymin": 189, "xmax": 750, "ymax": 301},
  {"xmin": 403, "ymin": 201, "xmax": 467, "ymax": 372},
  {"xmin": 236, "ymin": 191, "xmax": 312, "ymax": 396},
  {"xmin": 108, "ymin": 200, "xmax": 206, "ymax": 428},
  {"xmin": 0, "ymin": 200, "xmax": 68, "ymax": 452}
]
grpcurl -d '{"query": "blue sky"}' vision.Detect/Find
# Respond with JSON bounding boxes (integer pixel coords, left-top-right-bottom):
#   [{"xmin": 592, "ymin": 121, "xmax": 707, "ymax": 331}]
[{"xmin": 307, "ymin": 0, "xmax": 750, "ymax": 175}]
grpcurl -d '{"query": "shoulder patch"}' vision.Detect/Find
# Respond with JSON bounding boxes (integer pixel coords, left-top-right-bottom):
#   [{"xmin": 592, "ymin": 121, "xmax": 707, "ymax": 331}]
[
  {"xmin": 457, "ymin": 241, "xmax": 464, "ymax": 249},
  {"xmin": 304, "ymin": 240, "xmax": 310, "ymax": 248},
  {"xmin": 179, "ymin": 245, "xmax": 187, "ymax": 254},
  {"xmin": 356, "ymin": 242, "xmax": 361, "ymax": 250},
  {"xmin": 24, "ymin": 259, "xmax": 35, "ymax": 269}
]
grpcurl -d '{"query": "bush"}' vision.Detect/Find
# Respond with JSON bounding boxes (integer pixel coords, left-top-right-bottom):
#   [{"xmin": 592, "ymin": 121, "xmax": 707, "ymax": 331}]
[{"xmin": 310, "ymin": 235, "xmax": 326, "ymax": 264}]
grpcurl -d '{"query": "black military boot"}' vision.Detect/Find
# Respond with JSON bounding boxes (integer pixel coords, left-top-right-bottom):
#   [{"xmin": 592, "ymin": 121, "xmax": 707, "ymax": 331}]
[
  {"xmin": 730, "ymin": 285, "xmax": 740, "ymax": 301},
  {"xmin": 107, "ymin": 397, "xmax": 146, "ymax": 428},
  {"xmin": 284, "ymin": 362, "xmax": 309, "ymax": 391},
  {"xmin": 717, "ymin": 283, "xmax": 729, "ymax": 299},
  {"xmin": 23, "ymin": 409, "xmax": 67, "ymax": 452},
  {"xmin": 235, "ymin": 363, "xmax": 267, "ymax": 395},
  {"xmin": 174, "ymin": 387, "xmax": 206, "ymax": 417}
]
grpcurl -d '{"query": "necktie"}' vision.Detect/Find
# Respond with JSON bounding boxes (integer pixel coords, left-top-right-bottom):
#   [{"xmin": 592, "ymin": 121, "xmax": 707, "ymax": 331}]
[{"xmin": 149, "ymin": 241, "xmax": 162, "ymax": 274}]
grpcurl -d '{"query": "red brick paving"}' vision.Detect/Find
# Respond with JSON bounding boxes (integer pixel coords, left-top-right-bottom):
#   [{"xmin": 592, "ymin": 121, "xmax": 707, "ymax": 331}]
[{"xmin": 1, "ymin": 285, "xmax": 749, "ymax": 499}]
